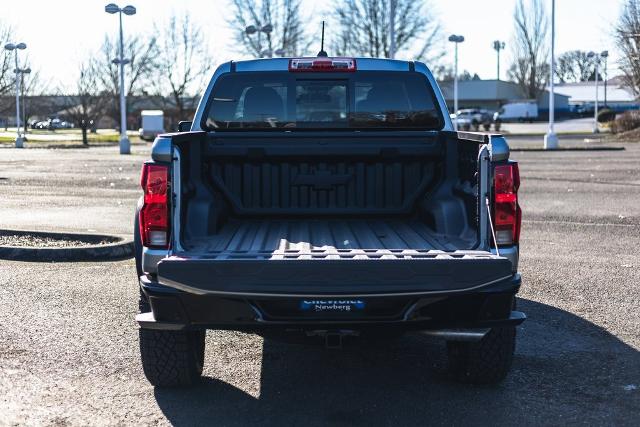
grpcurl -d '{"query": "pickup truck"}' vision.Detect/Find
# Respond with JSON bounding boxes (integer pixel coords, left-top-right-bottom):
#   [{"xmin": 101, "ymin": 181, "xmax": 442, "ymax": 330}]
[{"xmin": 134, "ymin": 56, "xmax": 525, "ymax": 387}]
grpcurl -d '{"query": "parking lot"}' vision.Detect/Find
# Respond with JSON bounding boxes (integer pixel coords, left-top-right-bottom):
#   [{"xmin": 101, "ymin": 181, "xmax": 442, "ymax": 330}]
[{"xmin": 1, "ymin": 140, "xmax": 639, "ymax": 426}]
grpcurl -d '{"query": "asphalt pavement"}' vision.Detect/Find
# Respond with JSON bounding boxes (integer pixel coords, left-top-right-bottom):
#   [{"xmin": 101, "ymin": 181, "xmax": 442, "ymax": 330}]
[
  {"xmin": 500, "ymin": 117, "xmax": 599, "ymax": 135},
  {"xmin": 0, "ymin": 141, "xmax": 639, "ymax": 426}
]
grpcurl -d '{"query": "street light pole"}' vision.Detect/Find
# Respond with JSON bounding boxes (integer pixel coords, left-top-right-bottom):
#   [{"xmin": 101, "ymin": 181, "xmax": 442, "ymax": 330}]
[
  {"xmin": 493, "ymin": 40, "xmax": 505, "ymax": 80},
  {"xmin": 14, "ymin": 49, "xmax": 21, "ymax": 143},
  {"xmin": 19, "ymin": 68, "xmax": 31, "ymax": 137},
  {"xmin": 587, "ymin": 51, "xmax": 603, "ymax": 134},
  {"xmin": 544, "ymin": 0, "xmax": 558, "ymax": 149},
  {"xmin": 4, "ymin": 42, "xmax": 27, "ymax": 148},
  {"xmin": 105, "ymin": 3, "xmax": 136, "ymax": 155},
  {"xmin": 245, "ymin": 24, "xmax": 274, "ymax": 58},
  {"xmin": 448, "ymin": 35, "xmax": 464, "ymax": 131},
  {"xmin": 118, "ymin": 10, "xmax": 128, "ymax": 153},
  {"xmin": 594, "ymin": 56, "xmax": 599, "ymax": 133},
  {"xmin": 389, "ymin": 0, "xmax": 396, "ymax": 59},
  {"xmin": 601, "ymin": 50, "xmax": 609, "ymax": 107}
]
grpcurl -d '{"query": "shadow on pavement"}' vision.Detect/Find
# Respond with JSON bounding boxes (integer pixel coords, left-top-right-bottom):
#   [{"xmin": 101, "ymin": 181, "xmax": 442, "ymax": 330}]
[{"xmin": 154, "ymin": 299, "xmax": 640, "ymax": 426}]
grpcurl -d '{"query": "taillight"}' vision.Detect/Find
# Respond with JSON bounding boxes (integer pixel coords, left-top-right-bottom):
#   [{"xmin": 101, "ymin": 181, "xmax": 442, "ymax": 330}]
[
  {"xmin": 492, "ymin": 163, "xmax": 521, "ymax": 246},
  {"xmin": 289, "ymin": 57, "xmax": 356, "ymax": 72},
  {"xmin": 139, "ymin": 163, "xmax": 170, "ymax": 248}
]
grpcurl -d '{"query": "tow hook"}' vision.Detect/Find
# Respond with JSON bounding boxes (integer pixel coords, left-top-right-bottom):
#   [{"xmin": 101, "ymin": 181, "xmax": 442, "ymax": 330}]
[
  {"xmin": 325, "ymin": 333, "xmax": 343, "ymax": 349},
  {"xmin": 306, "ymin": 329, "xmax": 359, "ymax": 349}
]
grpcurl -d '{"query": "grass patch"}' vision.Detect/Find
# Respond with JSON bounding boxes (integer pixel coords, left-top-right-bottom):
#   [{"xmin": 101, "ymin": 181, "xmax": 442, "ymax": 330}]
[{"xmin": 0, "ymin": 136, "xmax": 144, "ymax": 148}]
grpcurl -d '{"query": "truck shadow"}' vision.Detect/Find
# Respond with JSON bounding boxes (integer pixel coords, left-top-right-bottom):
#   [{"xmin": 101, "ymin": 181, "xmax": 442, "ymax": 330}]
[{"xmin": 153, "ymin": 298, "xmax": 640, "ymax": 426}]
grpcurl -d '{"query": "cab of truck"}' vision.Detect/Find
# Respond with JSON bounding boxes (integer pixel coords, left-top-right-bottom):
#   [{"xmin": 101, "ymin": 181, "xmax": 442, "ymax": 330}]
[{"xmin": 134, "ymin": 57, "xmax": 524, "ymax": 387}]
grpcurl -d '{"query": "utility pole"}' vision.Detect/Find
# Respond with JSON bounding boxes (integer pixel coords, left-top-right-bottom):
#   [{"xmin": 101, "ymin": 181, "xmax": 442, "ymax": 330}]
[
  {"xmin": 601, "ymin": 50, "xmax": 609, "ymax": 107},
  {"xmin": 587, "ymin": 51, "xmax": 601, "ymax": 133},
  {"xmin": 105, "ymin": 3, "xmax": 136, "ymax": 155},
  {"xmin": 544, "ymin": 0, "xmax": 558, "ymax": 149},
  {"xmin": 389, "ymin": 0, "xmax": 396, "ymax": 59},
  {"xmin": 3, "ymin": 42, "xmax": 27, "ymax": 148},
  {"xmin": 493, "ymin": 40, "xmax": 505, "ymax": 80},
  {"xmin": 245, "ymin": 24, "xmax": 274, "ymax": 58},
  {"xmin": 448, "ymin": 35, "xmax": 465, "ymax": 131}
]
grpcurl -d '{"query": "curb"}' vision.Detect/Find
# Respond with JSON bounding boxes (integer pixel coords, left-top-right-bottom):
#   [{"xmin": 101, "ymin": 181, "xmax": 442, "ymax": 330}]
[{"xmin": 0, "ymin": 229, "xmax": 134, "ymax": 262}]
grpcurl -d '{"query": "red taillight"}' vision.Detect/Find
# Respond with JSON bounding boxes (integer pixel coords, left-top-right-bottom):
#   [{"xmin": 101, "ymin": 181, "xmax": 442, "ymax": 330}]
[
  {"xmin": 289, "ymin": 57, "xmax": 356, "ymax": 72},
  {"xmin": 139, "ymin": 163, "xmax": 170, "ymax": 248},
  {"xmin": 493, "ymin": 163, "xmax": 521, "ymax": 246}
]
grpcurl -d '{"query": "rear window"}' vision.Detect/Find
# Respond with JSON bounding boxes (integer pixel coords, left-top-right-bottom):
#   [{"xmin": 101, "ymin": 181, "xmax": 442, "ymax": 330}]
[{"xmin": 203, "ymin": 71, "xmax": 443, "ymax": 131}]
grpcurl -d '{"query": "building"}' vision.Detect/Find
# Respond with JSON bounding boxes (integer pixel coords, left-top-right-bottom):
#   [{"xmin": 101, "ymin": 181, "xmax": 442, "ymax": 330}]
[
  {"xmin": 552, "ymin": 77, "xmax": 639, "ymax": 112},
  {"xmin": 438, "ymin": 79, "xmax": 570, "ymax": 114}
]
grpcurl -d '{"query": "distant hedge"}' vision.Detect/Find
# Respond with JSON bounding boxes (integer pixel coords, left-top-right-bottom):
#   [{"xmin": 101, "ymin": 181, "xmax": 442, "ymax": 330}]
[
  {"xmin": 610, "ymin": 111, "xmax": 640, "ymax": 134},
  {"xmin": 597, "ymin": 109, "xmax": 616, "ymax": 123}
]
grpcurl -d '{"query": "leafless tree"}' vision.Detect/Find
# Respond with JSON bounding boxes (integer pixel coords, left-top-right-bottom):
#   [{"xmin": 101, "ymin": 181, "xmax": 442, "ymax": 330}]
[
  {"xmin": 1, "ymin": 23, "xmax": 15, "ymax": 121},
  {"xmin": 20, "ymin": 67, "xmax": 49, "ymax": 127},
  {"xmin": 555, "ymin": 50, "xmax": 593, "ymax": 83},
  {"xmin": 229, "ymin": 0, "xmax": 308, "ymax": 57},
  {"xmin": 64, "ymin": 63, "xmax": 108, "ymax": 145},
  {"xmin": 432, "ymin": 65, "xmax": 479, "ymax": 82},
  {"xmin": 507, "ymin": 0, "xmax": 549, "ymax": 98},
  {"xmin": 95, "ymin": 34, "xmax": 159, "ymax": 127},
  {"xmin": 153, "ymin": 13, "xmax": 212, "ymax": 129},
  {"xmin": 332, "ymin": 0, "xmax": 442, "ymax": 61},
  {"xmin": 615, "ymin": 0, "xmax": 640, "ymax": 96}
]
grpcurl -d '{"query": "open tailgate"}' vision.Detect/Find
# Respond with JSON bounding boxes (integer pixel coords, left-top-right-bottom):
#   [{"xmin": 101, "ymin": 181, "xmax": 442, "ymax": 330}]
[{"xmin": 157, "ymin": 250, "xmax": 513, "ymax": 296}]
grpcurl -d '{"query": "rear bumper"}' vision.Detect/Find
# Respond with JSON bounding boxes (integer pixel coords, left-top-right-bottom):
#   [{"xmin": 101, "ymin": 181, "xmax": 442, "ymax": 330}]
[{"xmin": 137, "ymin": 273, "xmax": 524, "ymax": 333}]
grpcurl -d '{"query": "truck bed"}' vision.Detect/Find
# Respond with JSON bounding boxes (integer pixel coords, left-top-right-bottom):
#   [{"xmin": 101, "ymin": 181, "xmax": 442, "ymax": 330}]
[{"xmin": 185, "ymin": 218, "xmax": 467, "ymax": 259}]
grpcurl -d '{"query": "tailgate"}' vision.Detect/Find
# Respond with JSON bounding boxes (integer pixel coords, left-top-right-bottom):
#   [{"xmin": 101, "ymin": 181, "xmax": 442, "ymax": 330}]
[{"xmin": 156, "ymin": 251, "xmax": 513, "ymax": 296}]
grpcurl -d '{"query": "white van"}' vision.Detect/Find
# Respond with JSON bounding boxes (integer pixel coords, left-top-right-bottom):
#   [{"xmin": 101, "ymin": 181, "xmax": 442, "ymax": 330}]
[
  {"xmin": 496, "ymin": 102, "xmax": 538, "ymax": 122},
  {"xmin": 139, "ymin": 110, "xmax": 165, "ymax": 141}
]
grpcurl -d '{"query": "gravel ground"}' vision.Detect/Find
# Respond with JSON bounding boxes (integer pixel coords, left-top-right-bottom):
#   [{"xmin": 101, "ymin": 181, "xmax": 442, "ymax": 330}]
[
  {"xmin": 0, "ymin": 234, "xmax": 112, "ymax": 248},
  {"xmin": 0, "ymin": 142, "xmax": 639, "ymax": 426}
]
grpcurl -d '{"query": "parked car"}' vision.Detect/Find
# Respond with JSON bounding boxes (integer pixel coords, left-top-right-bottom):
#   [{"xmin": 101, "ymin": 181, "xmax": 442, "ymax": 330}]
[
  {"xmin": 135, "ymin": 56, "xmax": 525, "ymax": 387},
  {"xmin": 33, "ymin": 118, "xmax": 74, "ymax": 130},
  {"xmin": 452, "ymin": 109, "xmax": 495, "ymax": 131}
]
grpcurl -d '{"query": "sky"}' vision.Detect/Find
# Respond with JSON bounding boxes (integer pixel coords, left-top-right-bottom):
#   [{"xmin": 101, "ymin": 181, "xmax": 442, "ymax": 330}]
[{"xmin": 1, "ymin": 0, "xmax": 625, "ymax": 91}]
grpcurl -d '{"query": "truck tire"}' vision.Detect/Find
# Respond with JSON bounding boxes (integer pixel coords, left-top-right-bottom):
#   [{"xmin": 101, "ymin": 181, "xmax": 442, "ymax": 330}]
[
  {"xmin": 446, "ymin": 326, "xmax": 516, "ymax": 384},
  {"xmin": 139, "ymin": 328, "xmax": 206, "ymax": 387}
]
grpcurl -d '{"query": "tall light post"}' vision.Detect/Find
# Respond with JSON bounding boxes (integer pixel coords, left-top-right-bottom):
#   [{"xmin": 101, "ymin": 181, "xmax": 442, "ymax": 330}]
[
  {"xmin": 389, "ymin": 0, "xmax": 396, "ymax": 59},
  {"xmin": 587, "ymin": 51, "xmax": 603, "ymax": 134},
  {"xmin": 245, "ymin": 24, "xmax": 273, "ymax": 57},
  {"xmin": 493, "ymin": 40, "xmax": 505, "ymax": 80},
  {"xmin": 601, "ymin": 50, "xmax": 609, "ymax": 107},
  {"xmin": 105, "ymin": 3, "xmax": 136, "ymax": 155},
  {"xmin": 544, "ymin": 0, "xmax": 558, "ymax": 149},
  {"xmin": 4, "ymin": 42, "xmax": 27, "ymax": 148},
  {"xmin": 18, "ymin": 67, "xmax": 31, "ymax": 138},
  {"xmin": 448, "ymin": 35, "xmax": 464, "ymax": 131}
]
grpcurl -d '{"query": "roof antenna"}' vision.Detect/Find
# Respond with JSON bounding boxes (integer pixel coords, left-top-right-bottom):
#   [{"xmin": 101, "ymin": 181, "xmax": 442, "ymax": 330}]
[{"xmin": 317, "ymin": 21, "xmax": 328, "ymax": 57}]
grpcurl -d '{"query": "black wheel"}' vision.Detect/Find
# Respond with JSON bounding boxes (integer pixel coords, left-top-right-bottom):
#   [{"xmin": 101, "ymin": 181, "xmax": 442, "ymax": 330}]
[
  {"xmin": 446, "ymin": 326, "xmax": 516, "ymax": 384},
  {"xmin": 139, "ymin": 328, "xmax": 206, "ymax": 387}
]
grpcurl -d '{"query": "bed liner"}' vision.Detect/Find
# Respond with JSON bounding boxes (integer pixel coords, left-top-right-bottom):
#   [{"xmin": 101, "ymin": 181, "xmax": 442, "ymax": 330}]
[
  {"xmin": 160, "ymin": 219, "xmax": 508, "ymax": 296},
  {"xmin": 182, "ymin": 218, "xmax": 476, "ymax": 258}
]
